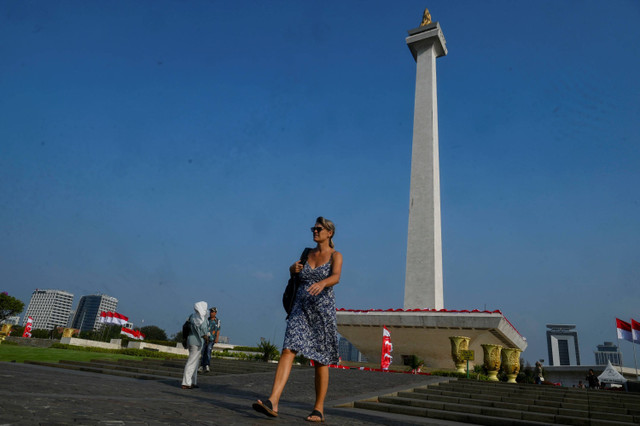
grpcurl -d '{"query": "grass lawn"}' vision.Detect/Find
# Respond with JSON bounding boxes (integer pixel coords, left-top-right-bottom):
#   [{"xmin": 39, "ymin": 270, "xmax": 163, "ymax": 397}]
[{"xmin": 0, "ymin": 345, "xmax": 143, "ymax": 364}]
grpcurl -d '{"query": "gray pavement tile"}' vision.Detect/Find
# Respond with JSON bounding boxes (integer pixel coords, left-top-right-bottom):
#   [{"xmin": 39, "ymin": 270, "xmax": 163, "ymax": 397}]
[{"xmin": 0, "ymin": 362, "xmax": 467, "ymax": 425}]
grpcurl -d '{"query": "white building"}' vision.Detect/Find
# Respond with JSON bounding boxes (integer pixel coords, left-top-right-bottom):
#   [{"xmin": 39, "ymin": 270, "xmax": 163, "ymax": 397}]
[
  {"xmin": 546, "ymin": 324, "xmax": 581, "ymax": 366},
  {"xmin": 22, "ymin": 289, "xmax": 74, "ymax": 330},
  {"xmin": 594, "ymin": 341, "xmax": 623, "ymax": 366},
  {"xmin": 1, "ymin": 316, "xmax": 21, "ymax": 325}
]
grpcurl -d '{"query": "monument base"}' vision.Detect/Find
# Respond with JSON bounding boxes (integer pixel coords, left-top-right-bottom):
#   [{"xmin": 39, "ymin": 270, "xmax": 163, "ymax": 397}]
[{"xmin": 337, "ymin": 309, "xmax": 527, "ymax": 370}]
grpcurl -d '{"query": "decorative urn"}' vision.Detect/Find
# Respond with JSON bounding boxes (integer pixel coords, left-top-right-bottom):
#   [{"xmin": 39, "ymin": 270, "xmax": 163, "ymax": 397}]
[
  {"xmin": 481, "ymin": 343, "xmax": 503, "ymax": 381},
  {"xmin": 449, "ymin": 336, "xmax": 470, "ymax": 373}
]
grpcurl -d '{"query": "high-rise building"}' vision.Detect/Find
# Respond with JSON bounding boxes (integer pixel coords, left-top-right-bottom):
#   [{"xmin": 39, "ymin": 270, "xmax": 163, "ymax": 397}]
[
  {"xmin": 71, "ymin": 294, "xmax": 118, "ymax": 332},
  {"xmin": 594, "ymin": 341, "xmax": 622, "ymax": 366},
  {"xmin": 546, "ymin": 324, "xmax": 581, "ymax": 366},
  {"xmin": 22, "ymin": 289, "xmax": 74, "ymax": 330}
]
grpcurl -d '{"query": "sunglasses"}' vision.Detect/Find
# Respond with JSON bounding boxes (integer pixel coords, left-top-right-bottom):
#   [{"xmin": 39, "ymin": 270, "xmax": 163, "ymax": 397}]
[{"xmin": 310, "ymin": 227, "xmax": 325, "ymax": 233}]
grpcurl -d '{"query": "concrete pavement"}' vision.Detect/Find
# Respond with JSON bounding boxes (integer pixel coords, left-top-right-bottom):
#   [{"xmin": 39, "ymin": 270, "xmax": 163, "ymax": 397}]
[{"xmin": 0, "ymin": 361, "xmax": 468, "ymax": 425}]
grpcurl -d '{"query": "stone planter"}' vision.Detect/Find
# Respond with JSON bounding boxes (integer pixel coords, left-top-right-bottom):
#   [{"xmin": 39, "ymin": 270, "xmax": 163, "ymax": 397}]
[
  {"xmin": 481, "ymin": 343, "xmax": 502, "ymax": 381},
  {"xmin": 449, "ymin": 336, "xmax": 470, "ymax": 373},
  {"xmin": 501, "ymin": 348, "xmax": 522, "ymax": 383}
]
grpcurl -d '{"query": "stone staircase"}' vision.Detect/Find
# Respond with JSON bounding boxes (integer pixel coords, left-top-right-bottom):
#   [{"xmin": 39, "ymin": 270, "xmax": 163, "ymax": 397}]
[
  {"xmin": 352, "ymin": 379, "xmax": 640, "ymax": 425},
  {"xmin": 25, "ymin": 357, "xmax": 298, "ymax": 380}
]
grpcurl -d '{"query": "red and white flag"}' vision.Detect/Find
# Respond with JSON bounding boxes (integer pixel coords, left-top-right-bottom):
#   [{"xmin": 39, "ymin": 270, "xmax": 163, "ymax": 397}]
[
  {"xmin": 22, "ymin": 316, "xmax": 33, "ymax": 338},
  {"xmin": 120, "ymin": 327, "xmax": 145, "ymax": 340},
  {"xmin": 100, "ymin": 311, "xmax": 129, "ymax": 325},
  {"xmin": 380, "ymin": 325, "xmax": 393, "ymax": 370},
  {"xmin": 631, "ymin": 319, "xmax": 640, "ymax": 344},
  {"xmin": 616, "ymin": 318, "xmax": 633, "ymax": 342}
]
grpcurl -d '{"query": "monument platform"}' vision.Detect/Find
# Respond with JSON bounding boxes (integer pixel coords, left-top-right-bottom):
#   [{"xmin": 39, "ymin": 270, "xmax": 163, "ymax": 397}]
[{"xmin": 337, "ymin": 308, "xmax": 527, "ymax": 369}]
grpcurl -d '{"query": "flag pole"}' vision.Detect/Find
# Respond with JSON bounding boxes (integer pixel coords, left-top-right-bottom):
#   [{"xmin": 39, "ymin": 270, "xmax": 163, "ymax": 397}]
[
  {"xmin": 616, "ymin": 324, "xmax": 623, "ymax": 374},
  {"xmin": 380, "ymin": 325, "xmax": 384, "ymax": 371},
  {"xmin": 632, "ymin": 336, "xmax": 639, "ymax": 380},
  {"xmin": 632, "ymin": 319, "xmax": 640, "ymax": 380}
]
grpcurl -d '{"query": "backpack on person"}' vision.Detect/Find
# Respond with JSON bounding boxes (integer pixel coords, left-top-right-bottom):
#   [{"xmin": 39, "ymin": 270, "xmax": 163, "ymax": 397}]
[
  {"xmin": 181, "ymin": 318, "xmax": 191, "ymax": 349},
  {"xmin": 282, "ymin": 248, "xmax": 311, "ymax": 317}
]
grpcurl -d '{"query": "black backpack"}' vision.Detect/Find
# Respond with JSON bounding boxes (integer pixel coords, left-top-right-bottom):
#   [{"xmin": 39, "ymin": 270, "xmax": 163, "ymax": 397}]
[
  {"xmin": 181, "ymin": 319, "xmax": 191, "ymax": 349},
  {"xmin": 282, "ymin": 248, "xmax": 311, "ymax": 317}
]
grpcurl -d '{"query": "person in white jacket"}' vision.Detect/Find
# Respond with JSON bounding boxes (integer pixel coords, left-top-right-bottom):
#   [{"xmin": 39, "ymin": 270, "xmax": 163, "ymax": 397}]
[{"xmin": 181, "ymin": 301, "xmax": 209, "ymax": 389}]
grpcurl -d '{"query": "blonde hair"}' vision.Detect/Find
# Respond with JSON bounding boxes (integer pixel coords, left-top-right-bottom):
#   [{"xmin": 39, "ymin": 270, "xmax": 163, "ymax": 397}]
[{"xmin": 316, "ymin": 216, "xmax": 335, "ymax": 248}]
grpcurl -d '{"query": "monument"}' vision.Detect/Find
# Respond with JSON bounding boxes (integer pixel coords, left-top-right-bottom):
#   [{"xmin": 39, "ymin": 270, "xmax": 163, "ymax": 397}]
[
  {"xmin": 336, "ymin": 10, "xmax": 527, "ymax": 369},
  {"xmin": 404, "ymin": 16, "xmax": 446, "ymax": 311}
]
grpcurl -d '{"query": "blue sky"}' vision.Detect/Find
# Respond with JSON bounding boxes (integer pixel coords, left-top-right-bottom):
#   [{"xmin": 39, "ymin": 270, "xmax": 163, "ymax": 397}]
[{"xmin": 1, "ymin": 1, "xmax": 639, "ymax": 367}]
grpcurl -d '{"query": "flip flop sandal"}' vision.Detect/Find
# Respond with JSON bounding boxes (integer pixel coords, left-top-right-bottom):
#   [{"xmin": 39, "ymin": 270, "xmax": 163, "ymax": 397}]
[
  {"xmin": 305, "ymin": 409, "xmax": 325, "ymax": 422},
  {"xmin": 252, "ymin": 399, "xmax": 278, "ymax": 417}
]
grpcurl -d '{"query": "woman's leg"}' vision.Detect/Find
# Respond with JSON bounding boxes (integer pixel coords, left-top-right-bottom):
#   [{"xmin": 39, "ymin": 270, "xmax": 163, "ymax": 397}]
[
  {"xmin": 261, "ymin": 348, "xmax": 296, "ymax": 412},
  {"xmin": 308, "ymin": 363, "xmax": 329, "ymax": 420}
]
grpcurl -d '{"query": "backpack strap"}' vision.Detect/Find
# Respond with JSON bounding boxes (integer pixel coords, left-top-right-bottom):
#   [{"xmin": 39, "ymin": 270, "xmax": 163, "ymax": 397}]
[{"xmin": 300, "ymin": 248, "xmax": 311, "ymax": 264}]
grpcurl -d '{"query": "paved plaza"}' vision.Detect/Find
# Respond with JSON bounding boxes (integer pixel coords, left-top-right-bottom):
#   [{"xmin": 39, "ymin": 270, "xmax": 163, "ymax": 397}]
[{"xmin": 0, "ymin": 362, "xmax": 466, "ymax": 425}]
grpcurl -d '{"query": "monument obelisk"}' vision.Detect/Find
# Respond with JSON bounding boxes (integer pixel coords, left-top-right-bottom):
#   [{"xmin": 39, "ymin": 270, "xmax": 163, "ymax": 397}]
[
  {"xmin": 336, "ymin": 11, "xmax": 527, "ymax": 368},
  {"xmin": 404, "ymin": 16, "xmax": 447, "ymax": 310}
]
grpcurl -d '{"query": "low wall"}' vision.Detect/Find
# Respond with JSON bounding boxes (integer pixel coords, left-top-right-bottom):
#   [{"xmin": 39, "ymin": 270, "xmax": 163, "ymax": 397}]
[
  {"xmin": 214, "ymin": 343, "xmax": 234, "ymax": 350},
  {"xmin": 127, "ymin": 341, "xmax": 188, "ymax": 356},
  {"xmin": 4, "ymin": 335, "xmax": 225, "ymax": 357},
  {"xmin": 4, "ymin": 337, "xmax": 57, "ymax": 348},
  {"xmin": 60, "ymin": 337, "xmax": 121, "ymax": 350}
]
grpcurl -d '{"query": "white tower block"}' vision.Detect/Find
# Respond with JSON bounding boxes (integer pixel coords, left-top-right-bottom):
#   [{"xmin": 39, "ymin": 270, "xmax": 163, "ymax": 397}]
[{"xmin": 404, "ymin": 23, "xmax": 447, "ymax": 310}]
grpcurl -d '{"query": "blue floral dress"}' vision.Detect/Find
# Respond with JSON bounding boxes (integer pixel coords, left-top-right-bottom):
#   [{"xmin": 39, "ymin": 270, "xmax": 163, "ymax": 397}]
[{"xmin": 283, "ymin": 257, "xmax": 339, "ymax": 365}]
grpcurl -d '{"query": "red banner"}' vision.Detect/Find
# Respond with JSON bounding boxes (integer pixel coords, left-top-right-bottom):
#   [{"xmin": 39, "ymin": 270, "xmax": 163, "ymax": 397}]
[
  {"xmin": 631, "ymin": 319, "xmax": 640, "ymax": 344},
  {"xmin": 381, "ymin": 325, "xmax": 393, "ymax": 370},
  {"xmin": 616, "ymin": 318, "xmax": 632, "ymax": 342},
  {"xmin": 120, "ymin": 327, "xmax": 145, "ymax": 340},
  {"xmin": 22, "ymin": 316, "xmax": 33, "ymax": 338},
  {"xmin": 100, "ymin": 311, "xmax": 129, "ymax": 325}
]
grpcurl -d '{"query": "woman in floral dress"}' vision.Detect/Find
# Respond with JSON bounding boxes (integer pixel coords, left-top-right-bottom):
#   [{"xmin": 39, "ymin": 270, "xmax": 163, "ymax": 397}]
[{"xmin": 253, "ymin": 216, "xmax": 343, "ymax": 423}]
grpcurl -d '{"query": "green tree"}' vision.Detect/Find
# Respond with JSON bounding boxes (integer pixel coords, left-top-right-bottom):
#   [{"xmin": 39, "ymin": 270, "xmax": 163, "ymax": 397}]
[
  {"xmin": 30, "ymin": 329, "xmax": 51, "ymax": 338},
  {"xmin": 139, "ymin": 325, "xmax": 167, "ymax": 341},
  {"xmin": 11, "ymin": 325, "xmax": 25, "ymax": 336},
  {"xmin": 0, "ymin": 292, "xmax": 25, "ymax": 322},
  {"xmin": 102, "ymin": 325, "xmax": 123, "ymax": 341},
  {"xmin": 171, "ymin": 330, "xmax": 183, "ymax": 343},
  {"xmin": 294, "ymin": 353, "xmax": 310, "ymax": 366},
  {"xmin": 257, "ymin": 338, "xmax": 280, "ymax": 362},
  {"xmin": 79, "ymin": 330, "xmax": 100, "ymax": 340},
  {"xmin": 517, "ymin": 359, "xmax": 535, "ymax": 384},
  {"xmin": 77, "ymin": 325, "xmax": 121, "ymax": 342},
  {"xmin": 407, "ymin": 354, "xmax": 424, "ymax": 371}
]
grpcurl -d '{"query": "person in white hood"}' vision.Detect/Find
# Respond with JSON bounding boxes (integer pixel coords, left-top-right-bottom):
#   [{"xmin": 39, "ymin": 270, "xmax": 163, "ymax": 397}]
[{"xmin": 181, "ymin": 301, "xmax": 209, "ymax": 389}]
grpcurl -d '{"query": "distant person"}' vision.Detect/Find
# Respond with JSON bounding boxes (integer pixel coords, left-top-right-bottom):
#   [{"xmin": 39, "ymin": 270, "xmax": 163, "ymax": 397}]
[
  {"xmin": 253, "ymin": 217, "xmax": 343, "ymax": 423},
  {"xmin": 534, "ymin": 361, "xmax": 544, "ymax": 384},
  {"xmin": 181, "ymin": 301, "xmax": 209, "ymax": 389},
  {"xmin": 586, "ymin": 369, "xmax": 599, "ymax": 389},
  {"xmin": 199, "ymin": 307, "xmax": 221, "ymax": 373},
  {"xmin": 578, "ymin": 380, "xmax": 585, "ymax": 389}
]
